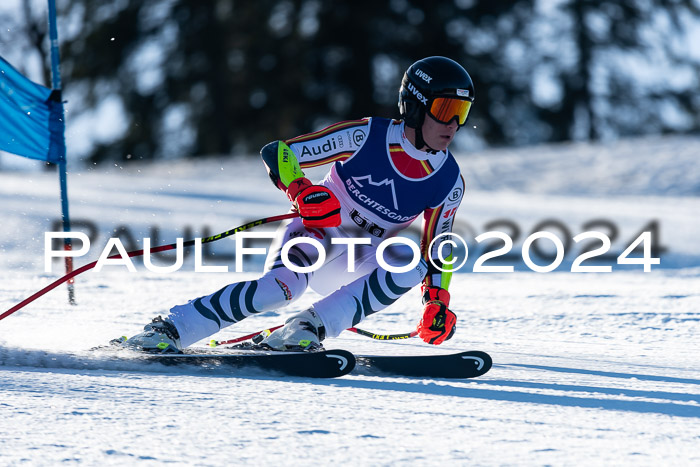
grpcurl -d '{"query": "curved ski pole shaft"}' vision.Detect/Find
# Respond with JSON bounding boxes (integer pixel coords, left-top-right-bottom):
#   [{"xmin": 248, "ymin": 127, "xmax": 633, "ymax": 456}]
[
  {"xmin": 213, "ymin": 325, "xmax": 417, "ymax": 346},
  {"xmin": 211, "ymin": 325, "xmax": 285, "ymax": 347},
  {"xmin": 347, "ymin": 327, "xmax": 418, "ymax": 340},
  {"xmin": 0, "ymin": 212, "xmax": 299, "ymax": 322}
]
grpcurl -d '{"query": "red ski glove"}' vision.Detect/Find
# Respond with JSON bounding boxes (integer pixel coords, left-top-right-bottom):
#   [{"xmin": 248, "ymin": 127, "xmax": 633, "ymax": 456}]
[
  {"xmin": 417, "ymin": 285, "xmax": 456, "ymax": 345},
  {"xmin": 286, "ymin": 177, "xmax": 341, "ymax": 228}
]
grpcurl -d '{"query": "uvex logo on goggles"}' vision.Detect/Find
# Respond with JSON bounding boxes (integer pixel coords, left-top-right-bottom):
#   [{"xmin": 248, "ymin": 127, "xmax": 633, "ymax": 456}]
[{"xmin": 429, "ymin": 96, "xmax": 472, "ymax": 126}]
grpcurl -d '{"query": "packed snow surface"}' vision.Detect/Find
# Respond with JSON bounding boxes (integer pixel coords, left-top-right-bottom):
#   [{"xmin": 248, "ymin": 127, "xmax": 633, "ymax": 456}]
[{"xmin": 1, "ymin": 136, "xmax": 699, "ymax": 465}]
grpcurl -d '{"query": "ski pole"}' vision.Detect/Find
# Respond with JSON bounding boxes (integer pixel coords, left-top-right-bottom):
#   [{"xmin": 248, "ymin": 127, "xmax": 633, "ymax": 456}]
[
  {"xmin": 347, "ymin": 327, "xmax": 418, "ymax": 340},
  {"xmin": 0, "ymin": 212, "xmax": 299, "ymax": 322},
  {"xmin": 211, "ymin": 325, "xmax": 418, "ymax": 346},
  {"xmin": 210, "ymin": 325, "xmax": 285, "ymax": 347}
]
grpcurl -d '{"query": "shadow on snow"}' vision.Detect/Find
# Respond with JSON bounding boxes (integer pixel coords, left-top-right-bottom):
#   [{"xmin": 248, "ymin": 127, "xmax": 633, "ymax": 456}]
[{"xmin": 2, "ymin": 347, "xmax": 699, "ymax": 419}]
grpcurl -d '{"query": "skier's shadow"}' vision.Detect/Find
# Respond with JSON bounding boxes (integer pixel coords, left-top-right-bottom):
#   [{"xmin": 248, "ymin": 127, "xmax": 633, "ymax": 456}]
[
  {"xmin": 6, "ymin": 347, "xmax": 699, "ymax": 419},
  {"xmin": 323, "ymin": 363, "xmax": 700, "ymax": 419},
  {"xmin": 501, "ymin": 363, "xmax": 700, "ymax": 386}
]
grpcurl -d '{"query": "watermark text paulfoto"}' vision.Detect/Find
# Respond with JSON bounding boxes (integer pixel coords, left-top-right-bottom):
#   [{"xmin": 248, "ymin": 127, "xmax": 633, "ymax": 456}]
[{"xmin": 45, "ymin": 229, "xmax": 661, "ymax": 274}]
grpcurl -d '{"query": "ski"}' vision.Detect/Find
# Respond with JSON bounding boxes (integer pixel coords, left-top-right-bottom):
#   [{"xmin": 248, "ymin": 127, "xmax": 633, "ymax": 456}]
[
  {"xmin": 97, "ymin": 343, "xmax": 355, "ymax": 378},
  {"xmin": 354, "ymin": 350, "xmax": 492, "ymax": 379},
  {"xmin": 100, "ymin": 339, "xmax": 488, "ymax": 379},
  {"xmin": 143, "ymin": 348, "xmax": 356, "ymax": 378}
]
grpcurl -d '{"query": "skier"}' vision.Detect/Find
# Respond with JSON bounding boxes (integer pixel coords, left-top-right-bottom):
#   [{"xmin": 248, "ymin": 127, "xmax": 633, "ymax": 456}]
[{"xmin": 124, "ymin": 56, "xmax": 475, "ymax": 352}]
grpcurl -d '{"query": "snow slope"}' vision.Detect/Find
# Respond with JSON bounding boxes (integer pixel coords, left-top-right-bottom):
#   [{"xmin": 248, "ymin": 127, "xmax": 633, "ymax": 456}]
[{"xmin": 1, "ymin": 136, "xmax": 700, "ymax": 465}]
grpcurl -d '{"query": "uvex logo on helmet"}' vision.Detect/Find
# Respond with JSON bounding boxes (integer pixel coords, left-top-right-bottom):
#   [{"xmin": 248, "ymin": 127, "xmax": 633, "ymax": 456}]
[
  {"xmin": 407, "ymin": 82, "xmax": 429, "ymax": 105},
  {"xmin": 415, "ymin": 69, "xmax": 433, "ymax": 83}
]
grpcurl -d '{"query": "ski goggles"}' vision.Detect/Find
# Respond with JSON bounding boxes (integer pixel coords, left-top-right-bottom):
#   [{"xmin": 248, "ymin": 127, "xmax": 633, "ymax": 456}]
[{"xmin": 428, "ymin": 97, "xmax": 473, "ymax": 126}]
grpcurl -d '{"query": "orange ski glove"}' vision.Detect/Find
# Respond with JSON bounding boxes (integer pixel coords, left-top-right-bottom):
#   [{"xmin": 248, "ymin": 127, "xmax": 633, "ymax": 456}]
[
  {"xmin": 417, "ymin": 285, "xmax": 456, "ymax": 345},
  {"xmin": 286, "ymin": 177, "xmax": 341, "ymax": 228}
]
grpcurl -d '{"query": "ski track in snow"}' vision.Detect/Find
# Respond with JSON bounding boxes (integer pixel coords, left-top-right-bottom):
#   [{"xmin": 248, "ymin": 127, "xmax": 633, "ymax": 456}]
[{"xmin": 1, "ymin": 137, "xmax": 700, "ymax": 465}]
